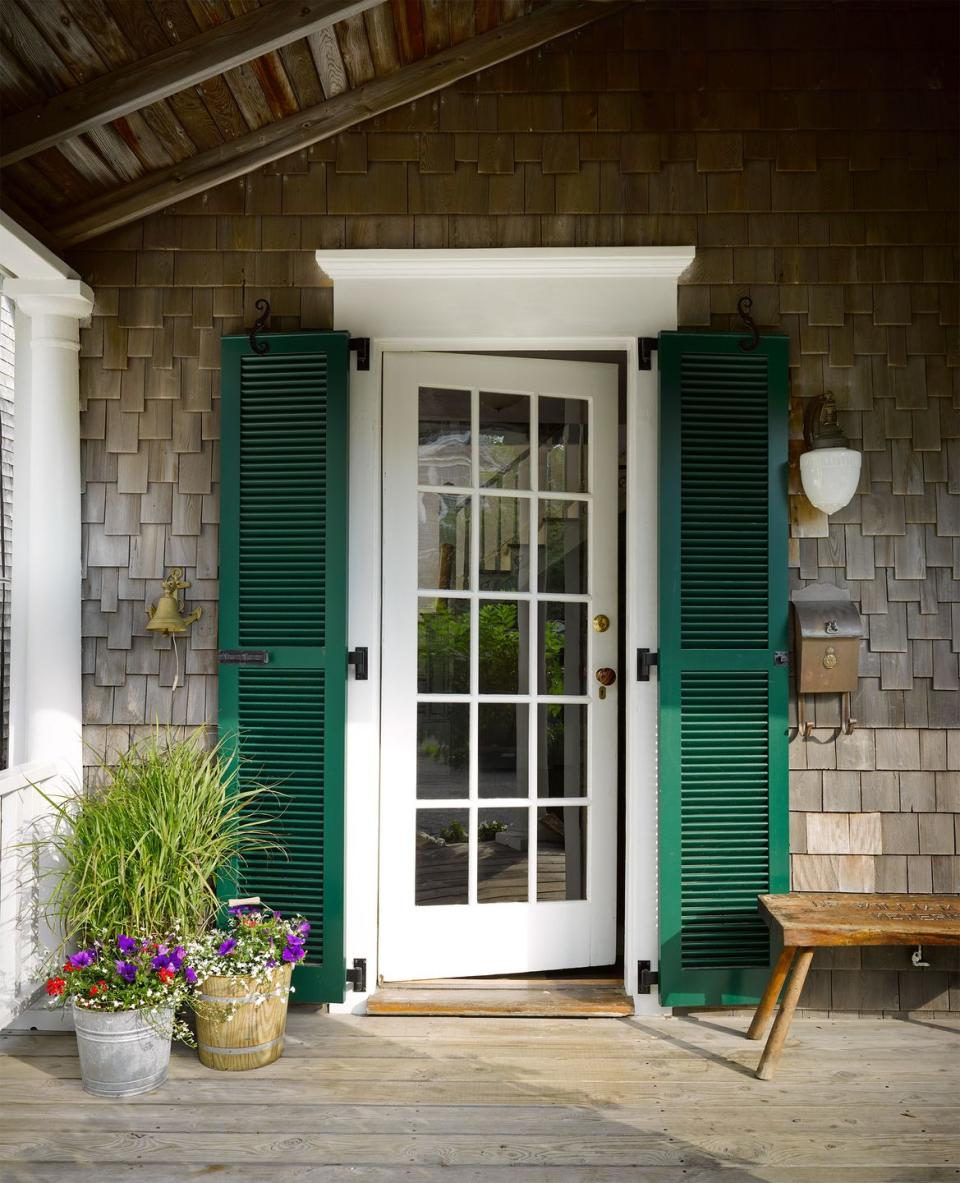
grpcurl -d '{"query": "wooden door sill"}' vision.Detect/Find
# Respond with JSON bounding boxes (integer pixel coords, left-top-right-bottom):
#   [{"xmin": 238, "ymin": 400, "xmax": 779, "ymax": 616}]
[{"xmin": 366, "ymin": 976, "xmax": 633, "ymax": 1017}]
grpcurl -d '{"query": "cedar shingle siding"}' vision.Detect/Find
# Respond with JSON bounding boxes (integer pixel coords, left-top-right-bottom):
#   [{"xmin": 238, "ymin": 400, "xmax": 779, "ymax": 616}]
[{"xmin": 72, "ymin": 2, "xmax": 959, "ymax": 1012}]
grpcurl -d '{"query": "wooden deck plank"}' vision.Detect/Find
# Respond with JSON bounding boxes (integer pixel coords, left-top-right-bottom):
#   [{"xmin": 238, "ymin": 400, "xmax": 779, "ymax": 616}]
[
  {"xmin": 11, "ymin": 1169, "xmax": 960, "ymax": 1183},
  {"xmin": 3, "ymin": 1129, "xmax": 959, "ymax": 1167},
  {"xmin": 2, "ymin": 1101, "xmax": 959, "ymax": 1135}
]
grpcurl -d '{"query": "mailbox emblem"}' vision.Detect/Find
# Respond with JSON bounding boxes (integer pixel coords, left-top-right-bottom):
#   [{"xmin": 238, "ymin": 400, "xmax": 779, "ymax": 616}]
[{"xmin": 822, "ymin": 645, "xmax": 838, "ymax": 670}]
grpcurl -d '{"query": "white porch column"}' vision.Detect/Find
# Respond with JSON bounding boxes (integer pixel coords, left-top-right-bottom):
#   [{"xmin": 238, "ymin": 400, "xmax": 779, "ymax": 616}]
[{"xmin": 4, "ymin": 278, "xmax": 93, "ymax": 783}]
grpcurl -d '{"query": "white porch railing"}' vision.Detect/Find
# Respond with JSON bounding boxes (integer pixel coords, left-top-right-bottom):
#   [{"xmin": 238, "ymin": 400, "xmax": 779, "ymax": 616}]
[{"xmin": 0, "ymin": 761, "xmax": 63, "ymax": 1029}]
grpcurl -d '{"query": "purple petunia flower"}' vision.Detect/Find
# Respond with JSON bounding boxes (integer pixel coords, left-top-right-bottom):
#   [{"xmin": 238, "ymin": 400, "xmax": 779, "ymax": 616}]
[
  {"xmin": 265, "ymin": 959, "xmax": 277, "ymax": 968},
  {"xmin": 68, "ymin": 949, "xmax": 97, "ymax": 969},
  {"xmin": 170, "ymin": 946, "xmax": 186, "ymax": 970},
  {"xmin": 117, "ymin": 934, "xmax": 137, "ymax": 956},
  {"xmin": 115, "ymin": 960, "xmax": 137, "ymax": 984},
  {"xmin": 218, "ymin": 938, "xmax": 237, "ymax": 956},
  {"xmin": 297, "ymin": 921, "xmax": 311, "ymax": 935},
  {"xmin": 281, "ymin": 946, "xmax": 304, "ymax": 963},
  {"xmin": 184, "ymin": 966, "xmax": 198, "ymax": 985}
]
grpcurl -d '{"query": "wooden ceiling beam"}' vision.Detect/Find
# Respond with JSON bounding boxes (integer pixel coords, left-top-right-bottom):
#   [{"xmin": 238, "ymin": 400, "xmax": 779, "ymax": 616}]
[
  {"xmin": 53, "ymin": 1, "xmax": 626, "ymax": 246},
  {"xmin": 0, "ymin": 0, "xmax": 378, "ymax": 168}
]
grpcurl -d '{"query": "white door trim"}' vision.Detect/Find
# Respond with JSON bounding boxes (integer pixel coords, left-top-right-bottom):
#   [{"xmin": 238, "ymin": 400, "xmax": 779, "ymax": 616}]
[{"xmin": 320, "ymin": 247, "xmax": 694, "ymax": 1015}]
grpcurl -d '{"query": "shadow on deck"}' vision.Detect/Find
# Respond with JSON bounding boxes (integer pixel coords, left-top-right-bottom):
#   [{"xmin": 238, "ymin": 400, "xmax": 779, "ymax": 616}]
[{"xmin": 1, "ymin": 1010, "xmax": 958, "ymax": 1180}]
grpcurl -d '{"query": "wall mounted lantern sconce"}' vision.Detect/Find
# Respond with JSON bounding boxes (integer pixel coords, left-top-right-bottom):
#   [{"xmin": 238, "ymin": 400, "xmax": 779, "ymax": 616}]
[
  {"xmin": 147, "ymin": 567, "xmax": 202, "ymax": 635},
  {"xmin": 799, "ymin": 392, "xmax": 862, "ymax": 515}
]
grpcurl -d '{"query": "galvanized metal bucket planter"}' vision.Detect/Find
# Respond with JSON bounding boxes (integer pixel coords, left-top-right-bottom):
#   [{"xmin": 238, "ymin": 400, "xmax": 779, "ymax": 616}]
[
  {"xmin": 195, "ymin": 963, "xmax": 292, "ymax": 1071},
  {"xmin": 73, "ymin": 1002, "xmax": 174, "ymax": 1097}
]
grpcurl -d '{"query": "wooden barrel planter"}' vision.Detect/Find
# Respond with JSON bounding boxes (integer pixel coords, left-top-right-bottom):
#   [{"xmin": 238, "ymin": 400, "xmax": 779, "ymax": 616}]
[{"xmin": 195, "ymin": 964, "xmax": 292, "ymax": 1071}]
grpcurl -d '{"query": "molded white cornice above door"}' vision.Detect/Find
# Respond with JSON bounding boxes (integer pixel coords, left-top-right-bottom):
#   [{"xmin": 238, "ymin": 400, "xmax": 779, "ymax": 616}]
[{"xmin": 315, "ymin": 247, "xmax": 695, "ymax": 340}]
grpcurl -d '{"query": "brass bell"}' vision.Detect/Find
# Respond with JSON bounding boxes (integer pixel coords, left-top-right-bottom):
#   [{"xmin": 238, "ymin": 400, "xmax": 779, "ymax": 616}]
[{"xmin": 147, "ymin": 567, "xmax": 202, "ymax": 634}]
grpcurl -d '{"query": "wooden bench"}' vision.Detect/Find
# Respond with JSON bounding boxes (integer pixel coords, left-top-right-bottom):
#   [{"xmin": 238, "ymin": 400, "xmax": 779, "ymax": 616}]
[{"xmin": 747, "ymin": 892, "xmax": 960, "ymax": 1080}]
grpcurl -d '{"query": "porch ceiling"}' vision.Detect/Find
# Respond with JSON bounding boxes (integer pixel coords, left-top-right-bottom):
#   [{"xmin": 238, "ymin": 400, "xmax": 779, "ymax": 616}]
[{"xmin": 0, "ymin": 0, "xmax": 623, "ymax": 250}]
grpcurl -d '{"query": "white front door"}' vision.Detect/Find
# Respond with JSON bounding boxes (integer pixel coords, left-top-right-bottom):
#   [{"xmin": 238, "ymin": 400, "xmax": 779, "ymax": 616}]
[{"xmin": 379, "ymin": 352, "xmax": 619, "ymax": 981}]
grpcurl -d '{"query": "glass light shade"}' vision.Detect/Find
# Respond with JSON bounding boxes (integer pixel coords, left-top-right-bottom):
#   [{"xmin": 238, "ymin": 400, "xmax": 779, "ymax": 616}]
[{"xmin": 799, "ymin": 447, "xmax": 862, "ymax": 515}]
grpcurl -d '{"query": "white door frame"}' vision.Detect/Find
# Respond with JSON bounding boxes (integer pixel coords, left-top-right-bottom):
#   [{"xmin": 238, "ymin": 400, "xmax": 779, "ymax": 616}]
[
  {"xmin": 380, "ymin": 351, "xmax": 620, "ymax": 980},
  {"xmin": 317, "ymin": 248, "xmax": 695, "ymax": 1015}
]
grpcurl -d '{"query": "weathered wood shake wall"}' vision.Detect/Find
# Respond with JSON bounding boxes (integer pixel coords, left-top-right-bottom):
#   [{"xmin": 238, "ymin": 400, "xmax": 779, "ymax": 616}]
[{"xmin": 71, "ymin": 2, "xmax": 959, "ymax": 1012}]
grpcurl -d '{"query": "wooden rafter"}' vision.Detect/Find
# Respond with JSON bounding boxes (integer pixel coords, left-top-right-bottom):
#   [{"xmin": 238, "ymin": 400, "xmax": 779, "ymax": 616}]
[
  {"xmin": 0, "ymin": 0, "xmax": 378, "ymax": 169},
  {"xmin": 51, "ymin": 1, "xmax": 625, "ymax": 246}
]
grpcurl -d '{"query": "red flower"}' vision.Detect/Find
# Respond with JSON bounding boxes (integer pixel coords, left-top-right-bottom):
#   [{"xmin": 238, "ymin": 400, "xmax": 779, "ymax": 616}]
[
  {"xmin": 45, "ymin": 978, "xmax": 66, "ymax": 997},
  {"xmin": 97, "ymin": 979, "xmax": 107, "ymax": 990},
  {"xmin": 89, "ymin": 985, "xmax": 99, "ymax": 996},
  {"xmin": 157, "ymin": 967, "xmax": 175, "ymax": 985},
  {"xmin": 63, "ymin": 962, "xmax": 76, "ymax": 973}
]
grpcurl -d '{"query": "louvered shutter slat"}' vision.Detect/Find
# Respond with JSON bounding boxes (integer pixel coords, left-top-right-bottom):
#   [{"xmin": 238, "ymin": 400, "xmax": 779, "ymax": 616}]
[
  {"xmin": 658, "ymin": 331, "xmax": 790, "ymax": 1007},
  {"xmin": 219, "ymin": 331, "xmax": 349, "ymax": 1005}
]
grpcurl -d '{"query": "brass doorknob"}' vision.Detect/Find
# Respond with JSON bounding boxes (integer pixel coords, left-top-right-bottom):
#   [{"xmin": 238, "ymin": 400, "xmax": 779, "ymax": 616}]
[{"xmin": 595, "ymin": 667, "xmax": 617, "ymax": 687}]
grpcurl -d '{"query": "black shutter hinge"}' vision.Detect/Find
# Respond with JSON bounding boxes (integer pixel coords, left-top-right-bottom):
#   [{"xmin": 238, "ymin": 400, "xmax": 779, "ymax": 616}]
[
  {"xmin": 349, "ymin": 337, "xmax": 370, "ymax": 371},
  {"xmin": 637, "ymin": 648, "xmax": 659, "ymax": 681},
  {"xmin": 638, "ymin": 337, "xmax": 659, "ymax": 370},
  {"xmin": 348, "ymin": 647, "xmax": 368, "ymax": 680},
  {"xmin": 345, "ymin": 957, "xmax": 367, "ymax": 992},
  {"xmin": 774, "ymin": 651, "xmax": 790, "ymax": 666},
  {"xmin": 638, "ymin": 960, "xmax": 659, "ymax": 995}
]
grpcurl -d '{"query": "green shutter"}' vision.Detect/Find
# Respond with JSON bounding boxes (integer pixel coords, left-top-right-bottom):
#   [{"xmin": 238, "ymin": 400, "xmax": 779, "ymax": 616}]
[
  {"xmin": 218, "ymin": 331, "xmax": 349, "ymax": 1004},
  {"xmin": 658, "ymin": 331, "xmax": 790, "ymax": 1007}
]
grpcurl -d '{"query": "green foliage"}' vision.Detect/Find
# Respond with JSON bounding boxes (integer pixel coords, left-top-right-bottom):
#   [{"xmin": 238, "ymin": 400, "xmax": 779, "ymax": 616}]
[
  {"xmin": 31, "ymin": 727, "xmax": 280, "ymax": 948},
  {"xmin": 478, "ymin": 819, "xmax": 507, "ymax": 842},
  {"xmin": 438, "ymin": 820, "xmax": 469, "ymax": 845}
]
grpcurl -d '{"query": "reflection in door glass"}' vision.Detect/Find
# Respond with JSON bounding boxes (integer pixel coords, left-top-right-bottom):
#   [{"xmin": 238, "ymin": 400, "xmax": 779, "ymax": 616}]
[
  {"xmin": 538, "ymin": 602, "xmax": 588, "ymax": 695},
  {"xmin": 479, "ymin": 600, "xmax": 529, "ymax": 694},
  {"xmin": 418, "ymin": 492, "xmax": 471, "ymax": 590},
  {"xmin": 479, "ymin": 703, "xmax": 529, "ymax": 798},
  {"xmin": 539, "ymin": 397, "xmax": 588, "ymax": 493},
  {"xmin": 416, "ymin": 809, "xmax": 469, "ymax": 905},
  {"xmin": 418, "ymin": 598, "xmax": 470, "ymax": 693},
  {"xmin": 479, "ymin": 392, "xmax": 530, "ymax": 489},
  {"xmin": 419, "ymin": 388, "xmax": 471, "ymax": 487},
  {"xmin": 479, "ymin": 496, "xmax": 530, "ymax": 592},
  {"xmin": 478, "ymin": 808, "xmax": 529, "ymax": 903},
  {"xmin": 537, "ymin": 704, "xmax": 587, "ymax": 798},
  {"xmin": 538, "ymin": 499, "xmax": 587, "ymax": 595},
  {"xmin": 417, "ymin": 703, "xmax": 469, "ymax": 799},
  {"xmin": 537, "ymin": 807, "xmax": 586, "ymax": 901}
]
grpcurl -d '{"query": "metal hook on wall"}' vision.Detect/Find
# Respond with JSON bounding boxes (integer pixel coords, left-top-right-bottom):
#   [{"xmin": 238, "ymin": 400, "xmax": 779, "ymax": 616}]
[
  {"xmin": 737, "ymin": 295, "xmax": 760, "ymax": 352},
  {"xmin": 249, "ymin": 298, "xmax": 271, "ymax": 355}
]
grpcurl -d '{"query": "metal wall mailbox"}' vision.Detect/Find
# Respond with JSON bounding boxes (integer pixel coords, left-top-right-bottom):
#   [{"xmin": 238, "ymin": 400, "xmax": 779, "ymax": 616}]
[{"xmin": 791, "ymin": 583, "xmax": 864, "ymax": 737}]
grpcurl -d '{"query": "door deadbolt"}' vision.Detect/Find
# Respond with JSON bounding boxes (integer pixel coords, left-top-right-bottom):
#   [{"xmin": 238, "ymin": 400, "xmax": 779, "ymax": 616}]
[
  {"xmin": 592, "ymin": 614, "xmax": 610, "ymax": 633},
  {"xmin": 595, "ymin": 667, "xmax": 617, "ymax": 699}
]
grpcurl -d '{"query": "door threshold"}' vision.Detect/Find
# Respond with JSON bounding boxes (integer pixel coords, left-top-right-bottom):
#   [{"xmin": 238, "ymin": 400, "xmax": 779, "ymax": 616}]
[{"xmin": 367, "ymin": 975, "xmax": 633, "ymax": 1017}]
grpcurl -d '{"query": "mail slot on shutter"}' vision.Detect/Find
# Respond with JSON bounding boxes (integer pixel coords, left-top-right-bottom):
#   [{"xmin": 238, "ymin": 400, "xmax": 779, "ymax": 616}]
[{"xmin": 792, "ymin": 584, "xmax": 863, "ymax": 694}]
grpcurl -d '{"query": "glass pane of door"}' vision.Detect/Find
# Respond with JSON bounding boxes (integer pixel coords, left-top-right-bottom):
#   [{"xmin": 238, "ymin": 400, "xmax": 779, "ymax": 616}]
[{"xmin": 414, "ymin": 384, "xmax": 593, "ymax": 906}]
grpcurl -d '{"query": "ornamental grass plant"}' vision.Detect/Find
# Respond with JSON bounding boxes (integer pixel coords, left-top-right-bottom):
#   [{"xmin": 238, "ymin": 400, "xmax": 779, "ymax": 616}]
[{"xmin": 32, "ymin": 727, "xmax": 280, "ymax": 950}]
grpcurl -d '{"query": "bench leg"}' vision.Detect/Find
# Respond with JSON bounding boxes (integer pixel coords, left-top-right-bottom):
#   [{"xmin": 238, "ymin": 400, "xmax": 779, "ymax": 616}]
[
  {"xmin": 746, "ymin": 946, "xmax": 796, "ymax": 1040},
  {"xmin": 755, "ymin": 947, "xmax": 814, "ymax": 1081}
]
